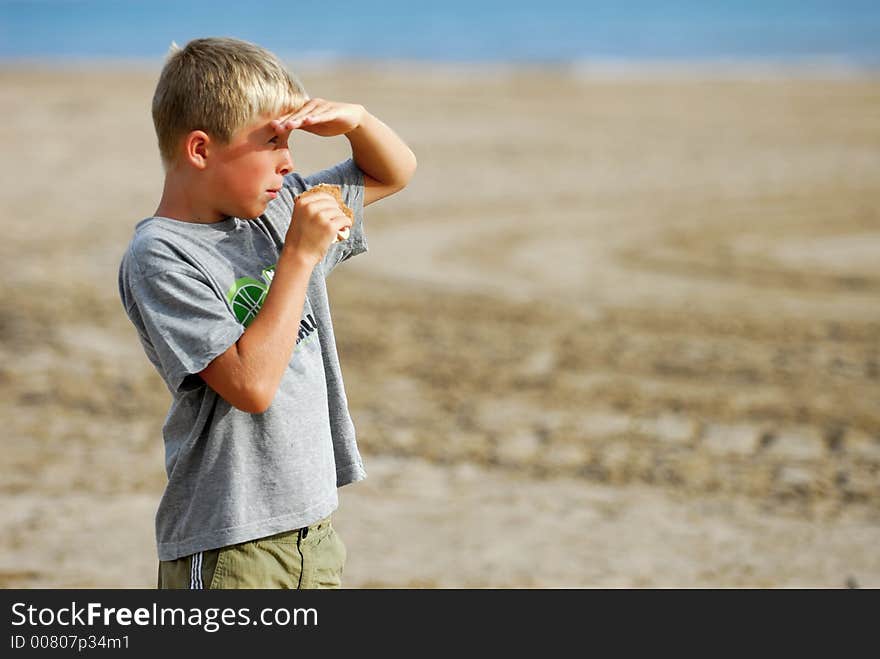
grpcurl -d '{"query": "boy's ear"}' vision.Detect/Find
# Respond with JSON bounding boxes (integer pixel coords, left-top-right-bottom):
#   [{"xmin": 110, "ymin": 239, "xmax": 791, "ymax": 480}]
[{"xmin": 183, "ymin": 130, "xmax": 211, "ymax": 170}]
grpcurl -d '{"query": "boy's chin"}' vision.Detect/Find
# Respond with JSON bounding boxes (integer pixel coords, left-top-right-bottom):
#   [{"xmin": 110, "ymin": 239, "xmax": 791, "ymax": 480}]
[
  {"xmin": 224, "ymin": 196, "xmax": 271, "ymax": 220},
  {"xmin": 236, "ymin": 205, "xmax": 266, "ymax": 220}
]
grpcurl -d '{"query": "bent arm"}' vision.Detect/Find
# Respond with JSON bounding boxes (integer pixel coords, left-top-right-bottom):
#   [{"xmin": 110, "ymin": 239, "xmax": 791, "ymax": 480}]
[
  {"xmin": 345, "ymin": 110, "xmax": 417, "ymax": 206},
  {"xmin": 199, "ymin": 248, "xmax": 315, "ymax": 414},
  {"xmin": 277, "ymin": 100, "xmax": 416, "ymax": 206}
]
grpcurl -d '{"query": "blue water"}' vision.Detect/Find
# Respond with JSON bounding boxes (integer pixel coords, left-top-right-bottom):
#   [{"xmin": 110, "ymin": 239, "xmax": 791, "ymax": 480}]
[{"xmin": 1, "ymin": 0, "xmax": 879, "ymax": 65}]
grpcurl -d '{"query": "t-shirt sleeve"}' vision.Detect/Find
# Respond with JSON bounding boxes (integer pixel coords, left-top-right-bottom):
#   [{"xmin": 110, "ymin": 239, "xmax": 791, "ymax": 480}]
[
  {"xmin": 284, "ymin": 158, "xmax": 368, "ymax": 277},
  {"xmin": 128, "ymin": 269, "xmax": 245, "ymax": 395}
]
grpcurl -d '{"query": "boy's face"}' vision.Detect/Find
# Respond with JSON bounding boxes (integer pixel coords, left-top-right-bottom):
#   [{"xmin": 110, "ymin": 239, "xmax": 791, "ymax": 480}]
[{"xmin": 207, "ymin": 113, "xmax": 295, "ymax": 220}]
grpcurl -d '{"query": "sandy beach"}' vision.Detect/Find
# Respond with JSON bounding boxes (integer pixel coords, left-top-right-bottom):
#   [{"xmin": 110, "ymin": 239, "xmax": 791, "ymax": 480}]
[{"xmin": 1, "ymin": 64, "xmax": 878, "ymax": 587}]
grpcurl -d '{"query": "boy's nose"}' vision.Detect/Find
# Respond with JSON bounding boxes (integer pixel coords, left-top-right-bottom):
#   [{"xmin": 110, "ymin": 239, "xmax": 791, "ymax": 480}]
[{"xmin": 277, "ymin": 150, "xmax": 293, "ymax": 176}]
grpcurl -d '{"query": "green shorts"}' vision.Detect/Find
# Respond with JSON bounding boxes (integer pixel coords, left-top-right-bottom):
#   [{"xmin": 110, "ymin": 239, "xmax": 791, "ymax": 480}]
[{"xmin": 157, "ymin": 516, "xmax": 346, "ymax": 589}]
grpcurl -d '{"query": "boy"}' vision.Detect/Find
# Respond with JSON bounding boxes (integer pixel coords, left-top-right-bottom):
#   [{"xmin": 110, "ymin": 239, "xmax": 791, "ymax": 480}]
[{"xmin": 117, "ymin": 37, "xmax": 416, "ymax": 588}]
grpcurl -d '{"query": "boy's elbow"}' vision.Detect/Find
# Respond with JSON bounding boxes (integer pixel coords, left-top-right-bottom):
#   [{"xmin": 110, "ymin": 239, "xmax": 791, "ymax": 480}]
[
  {"xmin": 389, "ymin": 153, "xmax": 417, "ymax": 195},
  {"xmin": 390, "ymin": 149, "xmax": 417, "ymax": 189},
  {"xmin": 401, "ymin": 150, "xmax": 417, "ymax": 186},
  {"xmin": 208, "ymin": 374, "xmax": 274, "ymax": 414},
  {"xmin": 236, "ymin": 382, "xmax": 274, "ymax": 415},
  {"xmin": 200, "ymin": 348, "xmax": 275, "ymax": 414},
  {"xmin": 234, "ymin": 397, "xmax": 269, "ymax": 415}
]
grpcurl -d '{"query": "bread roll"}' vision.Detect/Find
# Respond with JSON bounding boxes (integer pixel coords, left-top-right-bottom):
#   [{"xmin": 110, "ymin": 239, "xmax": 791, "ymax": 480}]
[{"xmin": 295, "ymin": 183, "xmax": 353, "ymax": 243}]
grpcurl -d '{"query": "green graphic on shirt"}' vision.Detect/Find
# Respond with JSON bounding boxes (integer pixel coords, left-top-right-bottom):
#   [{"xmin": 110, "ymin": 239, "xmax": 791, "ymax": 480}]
[
  {"xmin": 226, "ymin": 266, "xmax": 276, "ymax": 328},
  {"xmin": 226, "ymin": 263, "xmax": 319, "ymax": 344},
  {"xmin": 227, "ymin": 277, "xmax": 266, "ymax": 327}
]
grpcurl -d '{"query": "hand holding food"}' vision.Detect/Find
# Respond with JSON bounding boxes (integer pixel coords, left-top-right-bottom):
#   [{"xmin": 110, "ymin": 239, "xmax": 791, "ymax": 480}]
[{"xmin": 295, "ymin": 184, "xmax": 352, "ymax": 243}]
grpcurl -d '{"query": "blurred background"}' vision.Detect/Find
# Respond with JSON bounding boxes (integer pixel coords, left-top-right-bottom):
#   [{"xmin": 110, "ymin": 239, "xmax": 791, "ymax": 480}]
[{"xmin": 1, "ymin": 0, "xmax": 878, "ymax": 588}]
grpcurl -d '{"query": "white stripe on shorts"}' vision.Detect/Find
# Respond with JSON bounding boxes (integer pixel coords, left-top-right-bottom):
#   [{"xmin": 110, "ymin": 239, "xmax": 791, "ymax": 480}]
[{"xmin": 190, "ymin": 551, "xmax": 203, "ymax": 589}]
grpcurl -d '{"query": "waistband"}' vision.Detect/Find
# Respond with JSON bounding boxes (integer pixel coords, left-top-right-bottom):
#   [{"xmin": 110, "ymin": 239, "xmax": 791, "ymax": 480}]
[
  {"xmin": 259, "ymin": 515, "xmax": 332, "ymax": 543},
  {"xmin": 298, "ymin": 515, "xmax": 331, "ymax": 540}
]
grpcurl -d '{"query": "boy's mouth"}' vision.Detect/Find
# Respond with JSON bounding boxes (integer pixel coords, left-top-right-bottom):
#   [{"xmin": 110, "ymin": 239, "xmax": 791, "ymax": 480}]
[{"xmin": 266, "ymin": 188, "xmax": 280, "ymax": 199}]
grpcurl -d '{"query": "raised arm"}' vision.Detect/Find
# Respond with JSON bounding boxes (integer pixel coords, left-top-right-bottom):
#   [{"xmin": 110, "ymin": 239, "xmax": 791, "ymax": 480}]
[
  {"xmin": 275, "ymin": 99, "xmax": 417, "ymax": 205},
  {"xmin": 202, "ymin": 103, "xmax": 415, "ymax": 413}
]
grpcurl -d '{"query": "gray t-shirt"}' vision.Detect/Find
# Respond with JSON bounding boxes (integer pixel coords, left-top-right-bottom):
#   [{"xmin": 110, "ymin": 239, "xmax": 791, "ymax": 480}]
[{"xmin": 118, "ymin": 158, "xmax": 368, "ymax": 561}]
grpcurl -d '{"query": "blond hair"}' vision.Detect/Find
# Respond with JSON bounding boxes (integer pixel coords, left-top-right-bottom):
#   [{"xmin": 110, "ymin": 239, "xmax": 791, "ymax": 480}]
[{"xmin": 152, "ymin": 37, "xmax": 308, "ymax": 168}]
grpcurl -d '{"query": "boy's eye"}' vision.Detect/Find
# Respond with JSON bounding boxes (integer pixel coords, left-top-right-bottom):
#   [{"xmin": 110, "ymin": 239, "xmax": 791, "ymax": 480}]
[{"xmin": 268, "ymin": 136, "xmax": 279, "ymax": 144}]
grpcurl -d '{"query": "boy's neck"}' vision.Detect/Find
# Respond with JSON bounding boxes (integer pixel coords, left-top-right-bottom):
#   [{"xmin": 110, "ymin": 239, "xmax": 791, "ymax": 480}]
[{"xmin": 155, "ymin": 171, "xmax": 226, "ymax": 224}]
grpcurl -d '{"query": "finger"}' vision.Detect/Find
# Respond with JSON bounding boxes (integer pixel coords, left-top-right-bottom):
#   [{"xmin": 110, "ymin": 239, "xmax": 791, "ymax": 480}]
[
  {"xmin": 332, "ymin": 214, "xmax": 353, "ymax": 228},
  {"xmin": 294, "ymin": 193, "xmax": 338, "ymax": 210},
  {"xmin": 272, "ymin": 110, "xmax": 313, "ymax": 134},
  {"xmin": 295, "ymin": 197, "xmax": 348, "ymax": 222},
  {"xmin": 289, "ymin": 98, "xmax": 320, "ymax": 118},
  {"xmin": 284, "ymin": 98, "xmax": 326, "ymax": 123},
  {"xmin": 297, "ymin": 100, "xmax": 337, "ymax": 122},
  {"xmin": 269, "ymin": 119, "xmax": 295, "ymax": 136},
  {"xmin": 300, "ymin": 111, "xmax": 336, "ymax": 126},
  {"xmin": 290, "ymin": 98, "xmax": 329, "ymax": 121}
]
